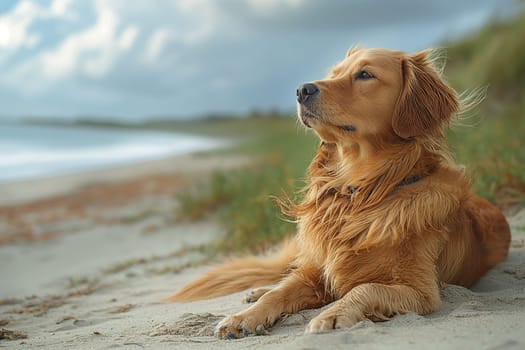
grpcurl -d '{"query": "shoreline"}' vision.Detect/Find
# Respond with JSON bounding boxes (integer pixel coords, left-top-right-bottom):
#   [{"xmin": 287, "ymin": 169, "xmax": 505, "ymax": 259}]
[
  {"xmin": 0, "ymin": 121, "xmax": 229, "ymax": 185},
  {"xmin": 0, "ymin": 151, "xmax": 244, "ymax": 207}
]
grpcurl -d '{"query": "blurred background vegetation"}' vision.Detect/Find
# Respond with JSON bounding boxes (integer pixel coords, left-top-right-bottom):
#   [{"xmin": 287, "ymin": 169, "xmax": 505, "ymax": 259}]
[
  {"xmin": 445, "ymin": 11, "xmax": 525, "ymax": 207},
  {"xmin": 42, "ymin": 10, "xmax": 525, "ymax": 254}
]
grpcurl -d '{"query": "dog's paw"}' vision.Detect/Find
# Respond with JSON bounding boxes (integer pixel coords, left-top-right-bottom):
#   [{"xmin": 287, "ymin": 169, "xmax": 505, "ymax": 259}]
[
  {"xmin": 242, "ymin": 288, "xmax": 271, "ymax": 304},
  {"xmin": 215, "ymin": 314, "xmax": 270, "ymax": 339},
  {"xmin": 305, "ymin": 309, "xmax": 363, "ymax": 334}
]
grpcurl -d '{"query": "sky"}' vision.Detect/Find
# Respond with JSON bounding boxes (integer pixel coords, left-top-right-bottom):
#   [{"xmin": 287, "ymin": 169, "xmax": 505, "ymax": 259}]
[{"xmin": 0, "ymin": 0, "xmax": 518, "ymax": 121}]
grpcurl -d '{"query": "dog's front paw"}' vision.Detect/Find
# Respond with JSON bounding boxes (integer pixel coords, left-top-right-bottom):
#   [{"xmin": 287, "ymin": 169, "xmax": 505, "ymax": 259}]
[
  {"xmin": 215, "ymin": 313, "xmax": 270, "ymax": 339},
  {"xmin": 305, "ymin": 308, "xmax": 363, "ymax": 334}
]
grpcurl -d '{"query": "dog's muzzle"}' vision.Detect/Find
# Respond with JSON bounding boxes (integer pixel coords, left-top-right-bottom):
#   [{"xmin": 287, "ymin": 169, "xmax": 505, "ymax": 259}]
[{"xmin": 297, "ymin": 83, "xmax": 320, "ymax": 128}]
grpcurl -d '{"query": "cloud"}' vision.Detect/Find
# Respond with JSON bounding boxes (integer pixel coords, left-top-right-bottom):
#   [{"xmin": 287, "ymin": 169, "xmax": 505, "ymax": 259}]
[
  {"xmin": 248, "ymin": 0, "xmax": 303, "ymax": 13},
  {"xmin": 41, "ymin": 0, "xmax": 119, "ymax": 79},
  {"xmin": 50, "ymin": 0, "xmax": 72, "ymax": 17},
  {"xmin": 0, "ymin": 0, "xmax": 519, "ymax": 119},
  {"xmin": 172, "ymin": 0, "xmax": 222, "ymax": 45},
  {"xmin": 118, "ymin": 25, "xmax": 139, "ymax": 50},
  {"xmin": 144, "ymin": 28, "xmax": 171, "ymax": 63},
  {"xmin": 0, "ymin": 0, "xmax": 74, "ymax": 57},
  {"xmin": 3, "ymin": 0, "xmax": 140, "ymax": 90},
  {"xmin": 0, "ymin": 1, "xmax": 41, "ymax": 53}
]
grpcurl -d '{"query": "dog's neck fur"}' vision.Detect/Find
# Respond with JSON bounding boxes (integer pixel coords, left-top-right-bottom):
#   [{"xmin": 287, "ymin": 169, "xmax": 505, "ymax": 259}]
[
  {"xmin": 290, "ymin": 133, "xmax": 450, "ymax": 218},
  {"xmin": 279, "ymin": 133, "xmax": 451, "ymax": 259}
]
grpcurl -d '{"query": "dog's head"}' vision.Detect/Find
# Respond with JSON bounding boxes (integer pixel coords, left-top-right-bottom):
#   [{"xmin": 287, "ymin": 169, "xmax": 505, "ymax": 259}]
[{"xmin": 297, "ymin": 47, "xmax": 459, "ymax": 144}]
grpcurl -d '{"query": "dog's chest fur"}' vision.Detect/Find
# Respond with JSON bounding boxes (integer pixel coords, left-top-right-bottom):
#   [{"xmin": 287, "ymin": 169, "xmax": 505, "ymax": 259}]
[
  {"xmin": 296, "ymin": 192, "xmax": 400, "ymax": 296},
  {"xmin": 294, "ymin": 166, "xmax": 464, "ymax": 297}
]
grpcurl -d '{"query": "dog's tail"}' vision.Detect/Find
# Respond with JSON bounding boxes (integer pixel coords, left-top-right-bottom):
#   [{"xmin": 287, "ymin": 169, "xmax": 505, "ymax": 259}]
[{"xmin": 164, "ymin": 238, "xmax": 298, "ymax": 302}]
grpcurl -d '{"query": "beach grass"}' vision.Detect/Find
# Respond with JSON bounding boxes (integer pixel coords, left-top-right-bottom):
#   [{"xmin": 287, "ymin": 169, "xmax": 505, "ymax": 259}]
[
  {"xmin": 176, "ymin": 116, "xmax": 319, "ymax": 253},
  {"xmin": 444, "ymin": 11, "xmax": 525, "ymax": 206}
]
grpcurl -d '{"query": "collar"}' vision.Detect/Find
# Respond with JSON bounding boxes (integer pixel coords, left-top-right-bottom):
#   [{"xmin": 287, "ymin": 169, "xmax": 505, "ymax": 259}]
[
  {"xmin": 346, "ymin": 175, "xmax": 421, "ymax": 197},
  {"xmin": 395, "ymin": 175, "xmax": 421, "ymax": 188}
]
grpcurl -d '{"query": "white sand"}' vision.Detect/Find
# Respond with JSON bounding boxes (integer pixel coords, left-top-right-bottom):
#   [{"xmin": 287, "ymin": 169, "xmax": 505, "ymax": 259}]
[{"xmin": 1, "ymin": 154, "xmax": 524, "ymax": 349}]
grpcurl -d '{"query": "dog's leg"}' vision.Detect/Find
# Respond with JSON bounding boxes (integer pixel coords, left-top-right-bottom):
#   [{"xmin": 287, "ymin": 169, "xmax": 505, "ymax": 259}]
[
  {"xmin": 243, "ymin": 288, "xmax": 272, "ymax": 304},
  {"xmin": 305, "ymin": 282, "xmax": 440, "ymax": 333},
  {"xmin": 216, "ymin": 267, "xmax": 331, "ymax": 339}
]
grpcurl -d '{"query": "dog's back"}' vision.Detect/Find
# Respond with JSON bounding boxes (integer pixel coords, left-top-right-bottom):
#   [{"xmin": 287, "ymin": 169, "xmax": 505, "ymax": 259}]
[
  {"xmin": 467, "ymin": 195, "xmax": 510, "ymax": 269},
  {"xmin": 438, "ymin": 194, "xmax": 510, "ymax": 287}
]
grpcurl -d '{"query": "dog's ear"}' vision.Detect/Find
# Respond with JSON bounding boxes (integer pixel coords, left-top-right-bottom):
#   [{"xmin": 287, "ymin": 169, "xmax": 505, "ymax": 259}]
[{"xmin": 392, "ymin": 50, "xmax": 459, "ymax": 139}]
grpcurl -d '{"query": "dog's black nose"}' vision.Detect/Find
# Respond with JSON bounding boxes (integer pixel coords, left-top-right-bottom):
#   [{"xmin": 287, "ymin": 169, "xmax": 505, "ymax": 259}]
[{"xmin": 296, "ymin": 83, "xmax": 319, "ymax": 104}]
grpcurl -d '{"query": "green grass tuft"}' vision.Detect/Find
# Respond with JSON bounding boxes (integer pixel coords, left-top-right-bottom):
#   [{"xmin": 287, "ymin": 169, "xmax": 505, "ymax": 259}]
[{"xmin": 176, "ymin": 116, "xmax": 318, "ymax": 253}]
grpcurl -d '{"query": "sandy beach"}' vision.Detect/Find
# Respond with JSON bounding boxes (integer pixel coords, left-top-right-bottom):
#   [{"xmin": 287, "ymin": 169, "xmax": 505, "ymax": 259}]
[{"xmin": 1, "ymin": 152, "xmax": 524, "ymax": 350}]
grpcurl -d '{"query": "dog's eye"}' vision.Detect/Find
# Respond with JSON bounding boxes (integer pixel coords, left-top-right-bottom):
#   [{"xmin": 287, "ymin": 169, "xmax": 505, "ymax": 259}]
[{"xmin": 354, "ymin": 70, "xmax": 374, "ymax": 81}]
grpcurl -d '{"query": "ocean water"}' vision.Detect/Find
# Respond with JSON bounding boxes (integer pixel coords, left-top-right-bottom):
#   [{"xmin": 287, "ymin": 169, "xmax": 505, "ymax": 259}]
[{"xmin": 0, "ymin": 123, "xmax": 226, "ymax": 182}]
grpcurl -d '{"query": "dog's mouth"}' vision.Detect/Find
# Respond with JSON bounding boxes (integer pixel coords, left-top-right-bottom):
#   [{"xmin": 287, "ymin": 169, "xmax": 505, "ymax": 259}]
[
  {"xmin": 297, "ymin": 105, "xmax": 321, "ymax": 128},
  {"xmin": 298, "ymin": 106, "xmax": 356, "ymax": 132}
]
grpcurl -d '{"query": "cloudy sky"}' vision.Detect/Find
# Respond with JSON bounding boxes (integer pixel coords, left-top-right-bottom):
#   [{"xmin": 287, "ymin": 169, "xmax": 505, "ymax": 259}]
[{"xmin": 0, "ymin": 0, "xmax": 517, "ymax": 120}]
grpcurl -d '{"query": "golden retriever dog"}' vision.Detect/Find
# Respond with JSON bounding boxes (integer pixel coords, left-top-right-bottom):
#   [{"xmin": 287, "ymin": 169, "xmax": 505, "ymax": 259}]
[{"xmin": 167, "ymin": 47, "xmax": 511, "ymax": 338}]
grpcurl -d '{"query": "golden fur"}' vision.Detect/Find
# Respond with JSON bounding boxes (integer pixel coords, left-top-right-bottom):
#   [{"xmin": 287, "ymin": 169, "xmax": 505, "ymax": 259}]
[{"xmin": 167, "ymin": 47, "xmax": 511, "ymax": 337}]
